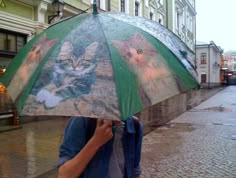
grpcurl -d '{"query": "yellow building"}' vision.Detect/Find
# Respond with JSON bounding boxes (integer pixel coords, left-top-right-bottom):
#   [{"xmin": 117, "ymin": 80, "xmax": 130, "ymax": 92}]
[
  {"xmin": 0, "ymin": 0, "xmax": 179, "ymax": 75},
  {"xmin": 0, "ymin": 0, "xmax": 89, "ymax": 73}
]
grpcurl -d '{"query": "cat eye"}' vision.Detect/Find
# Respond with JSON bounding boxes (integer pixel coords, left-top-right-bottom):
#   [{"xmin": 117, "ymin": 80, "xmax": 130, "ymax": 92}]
[
  {"xmin": 127, "ymin": 52, "xmax": 132, "ymax": 58},
  {"xmin": 137, "ymin": 49, "xmax": 143, "ymax": 54}
]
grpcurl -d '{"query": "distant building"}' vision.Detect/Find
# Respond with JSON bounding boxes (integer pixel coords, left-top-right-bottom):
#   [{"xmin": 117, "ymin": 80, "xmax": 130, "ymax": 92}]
[
  {"xmin": 196, "ymin": 41, "xmax": 223, "ymax": 88},
  {"xmin": 224, "ymin": 51, "xmax": 236, "ymax": 71}
]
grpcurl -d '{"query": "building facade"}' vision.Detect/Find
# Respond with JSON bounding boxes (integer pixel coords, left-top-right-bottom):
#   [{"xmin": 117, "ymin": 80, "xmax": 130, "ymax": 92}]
[
  {"xmin": 196, "ymin": 41, "xmax": 223, "ymax": 88},
  {"xmin": 166, "ymin": 0, "xmax": 196, "ymax": 52},
  {"xmin": 0, "ymin": 0, "xmax": 196, "ymax": 74},
  {"xmin": 0, "ymin": 0, "xmax": 88, "ymax": 74}
]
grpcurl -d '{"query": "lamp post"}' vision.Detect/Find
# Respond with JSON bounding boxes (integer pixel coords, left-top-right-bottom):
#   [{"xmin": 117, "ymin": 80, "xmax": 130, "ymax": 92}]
[{"xmin": 48, "ymin": 0, "xmax": 65, "ymax": 24}]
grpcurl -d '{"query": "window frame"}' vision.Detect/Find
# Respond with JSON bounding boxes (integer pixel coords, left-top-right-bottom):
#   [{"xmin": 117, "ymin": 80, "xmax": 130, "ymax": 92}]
[
  {"xmin": 200, "ymin": 53, "xmax": 207, "ymax": 64},
  {"xmin": 201, "ymin": 74, "xmax": 207, "ymax": 83},
  {"xmin": 135, "ymin": 1, "xmax": 140, "ymax": 16},
  {"xmin": 121, "ymin": 0, "xmax": 125, "ymax": 12},
  {"xmin": 150, "ymin": 12, "xmax": 153, "ymax": 20},
  {"xmin": 0, "ymin": 29, "xmax": 27, "ymax": 58}
]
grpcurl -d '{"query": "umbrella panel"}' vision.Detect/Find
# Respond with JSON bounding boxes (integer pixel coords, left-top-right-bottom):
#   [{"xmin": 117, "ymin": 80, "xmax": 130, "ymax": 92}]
[{"xmin": 0, "ymin": 13, "xmax": 199, "ymax": 120}]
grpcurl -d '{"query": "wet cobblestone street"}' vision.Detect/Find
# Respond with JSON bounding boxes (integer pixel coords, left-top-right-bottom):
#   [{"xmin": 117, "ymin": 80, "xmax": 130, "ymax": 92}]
[
  {"xmin": 0, "ymin": 118, "xmax": 67, "ymax": 178},
  {"xmin": 141, "ymin": 86, "xmax": 236, "ymax": 178},
  {"xmin": 0, "ymin": 86, "xmax": 236, "ymax": 178}
]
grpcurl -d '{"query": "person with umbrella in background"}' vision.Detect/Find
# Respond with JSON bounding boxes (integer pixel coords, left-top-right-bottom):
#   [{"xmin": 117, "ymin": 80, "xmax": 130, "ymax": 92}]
[{"xmin": 57, "ymin": 116, "xmax": 143, "ymax": 178}]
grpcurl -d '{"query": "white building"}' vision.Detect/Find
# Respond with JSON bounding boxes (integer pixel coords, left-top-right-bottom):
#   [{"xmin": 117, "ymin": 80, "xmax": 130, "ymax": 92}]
[
  {"xmin": 166, "ymin": 0, "xmax": 196, "ymax": 52},
  {"xmin": 196, "ymin": 41, "xmax": 223, "ymax": 88},
  {"xmin": 143, "ymin": 0, "xmax": 166, "ymax": 25}
]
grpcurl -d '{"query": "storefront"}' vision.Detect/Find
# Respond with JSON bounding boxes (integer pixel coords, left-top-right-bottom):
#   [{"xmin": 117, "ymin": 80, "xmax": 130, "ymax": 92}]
[
  {"xmin": 0, "ymin": 29, "xmax": 28, "ymax": 75},
  {"xmin": 0, "ymin": 0, "xmax": 50, "ymax": 76}
]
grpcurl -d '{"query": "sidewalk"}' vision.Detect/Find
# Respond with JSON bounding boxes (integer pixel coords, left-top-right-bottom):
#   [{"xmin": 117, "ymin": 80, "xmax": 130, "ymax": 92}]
[
  {"xmin": 0, "ymin": 87, "xmax": 227, "ymax": 178},
  {"xmin": 141, "ymin": 86, "xmax": 236, "ymax": 177}
]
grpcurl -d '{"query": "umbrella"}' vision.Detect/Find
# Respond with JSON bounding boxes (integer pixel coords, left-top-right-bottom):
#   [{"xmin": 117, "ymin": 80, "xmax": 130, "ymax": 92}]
[{"xmin": 0, "ymin": 9, "xmax": 199, "ymax": 121}]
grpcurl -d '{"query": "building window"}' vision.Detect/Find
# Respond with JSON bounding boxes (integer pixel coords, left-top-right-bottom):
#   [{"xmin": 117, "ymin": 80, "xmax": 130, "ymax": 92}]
[
  {"xmin": 0, "ymin": 29, "xmax": 27, "ymax": 58},
  {"xmin": 135, "ymin": 1, "xmax": 139, "ymax": 16},
  {"xmin": 150, "ymin": 12, "xmax": 153, "ymax": 20},
  {"xmin": 176, "ymin": 8, "xmax": 183, "ymax": 32},
  {"xmin": 201, "ymin": 74, "xmax": 207, "ymax": 83},
  {"xmin": 97, "ymin": 0, "xmax": 100, "ymax": 8},
  {"xmin": 107, "ymin": 0, "xmax": 111, "ymax": 11},
  {"xmin": 121, "ymin": 0, "xmax": 125, "ymax": 12},
  {"xmin": 200, "ymin": 53, "xmax": 207, "ymax": 64}
]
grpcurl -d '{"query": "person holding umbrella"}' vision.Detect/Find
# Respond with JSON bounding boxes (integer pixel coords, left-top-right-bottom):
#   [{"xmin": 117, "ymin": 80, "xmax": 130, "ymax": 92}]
[{"xmin": 57, "ymin": 116, "xmax": 143, "ymax": 178}]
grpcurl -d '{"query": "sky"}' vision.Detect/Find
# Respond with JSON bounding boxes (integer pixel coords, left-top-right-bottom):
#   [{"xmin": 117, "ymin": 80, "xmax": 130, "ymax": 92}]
[{"xmin": 196, "ymin": 0, "xmax": 236, "ymax": 52}]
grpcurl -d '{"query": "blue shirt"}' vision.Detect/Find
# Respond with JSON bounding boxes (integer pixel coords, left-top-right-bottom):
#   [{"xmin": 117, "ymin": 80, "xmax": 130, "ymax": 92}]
[{"xmin": 57, "ymin": 117, "xmax": 143, "ymax": 178}]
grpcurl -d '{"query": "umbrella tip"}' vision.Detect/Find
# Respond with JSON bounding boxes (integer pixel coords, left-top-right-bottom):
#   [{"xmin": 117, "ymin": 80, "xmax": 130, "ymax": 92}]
[{"xmin": 92, "ymin": 1, "xmax": 98, "ymax": 15}]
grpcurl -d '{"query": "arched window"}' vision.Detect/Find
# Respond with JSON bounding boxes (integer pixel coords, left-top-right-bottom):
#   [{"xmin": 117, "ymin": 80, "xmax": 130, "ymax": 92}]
[
  {"xmin": 150, "ymin": 12, "xmax": 153, "ymax": 20},
  {"xmin": 135, "ymin": 1, "xmax": 140, "ymax": 16},
  {"xmin": 121, "ymin": 0, "xmax": 125, "ymax": 12},
  {"xmin": 107, "ymin": 0, "xmax": 111, "ymax": 11}
]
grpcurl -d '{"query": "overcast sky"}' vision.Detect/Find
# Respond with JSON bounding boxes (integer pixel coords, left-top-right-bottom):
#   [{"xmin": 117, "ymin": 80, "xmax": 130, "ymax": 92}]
[{"xmin": 196, "ymin": 0, "xmax": 236, "ymax": 52}]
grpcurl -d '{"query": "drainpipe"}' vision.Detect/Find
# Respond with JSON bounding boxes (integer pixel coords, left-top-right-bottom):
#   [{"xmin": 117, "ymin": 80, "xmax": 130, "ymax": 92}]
[
  {"xmin": 165, "ymin": 0, "xmax": 168, "ymax": 28},
  {"xmin": 194, "ymin": 1, "xmax": 197, "ymax": 70},
  {"xmin": 208, "ymin": 44, "xmax": 211, "ymax": 89}
]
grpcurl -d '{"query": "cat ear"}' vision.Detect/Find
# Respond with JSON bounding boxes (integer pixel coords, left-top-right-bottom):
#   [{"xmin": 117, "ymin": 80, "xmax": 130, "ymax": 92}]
[
  {"xmin": 46, "ymin": 38, "xmax": 57, "ymax": 48},
  {"xmin": 112, "ymin": 40, "xmax": 128, "ymax": 56},
  {"xmin": 83, "ymin": 42, "xmax": 99, "ymax": 60},
  {"xmin": 58, "ymin": 41, "xmax": 74, "ymax": 60},
  {"xmin": 132, "ymin": 32, "xmax": 145, "ymax": 41},
  {"xmin": 33, "ymin": 33, "xmax": 57, "ymax": 62},
  {"xmin": 38, "ymin": 33, "xmax": 57, "ymax": 47},
  {"xmin": 132, "ymin": 32, "xmax": 157, "ymax": 56}
]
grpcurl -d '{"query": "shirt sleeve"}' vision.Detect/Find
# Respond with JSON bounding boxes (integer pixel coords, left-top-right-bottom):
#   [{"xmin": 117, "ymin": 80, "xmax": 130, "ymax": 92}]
[
  {"xmin": 57, "ymin": 117, "xmax": 88, "ymax": 167},
  {"xmin": 134, "ymin": 121, "xmax": 143, "ymax": 176}
]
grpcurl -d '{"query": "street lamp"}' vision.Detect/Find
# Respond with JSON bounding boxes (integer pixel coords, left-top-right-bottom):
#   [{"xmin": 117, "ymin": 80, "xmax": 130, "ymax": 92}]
[{"xmin": 48, "ymin": 0, "xmax": 65, "ymax": 24}]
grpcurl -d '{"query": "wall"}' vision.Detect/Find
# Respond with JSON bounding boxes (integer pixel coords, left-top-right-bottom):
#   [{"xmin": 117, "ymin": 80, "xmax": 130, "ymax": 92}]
[
  {"xmin": 196, "ymin": 47, "xmax": 208, "ymax": 82},
  {"xmin": 0, "ymin": 0, "xmax": 34, "ymax": 20},
  {"xmin": 196, "ymin": 44, "xmax": 222, "ymax": 88},
  {"xmin": 137, "ymin": 87, "xmax": 222, "ymax": 134}
]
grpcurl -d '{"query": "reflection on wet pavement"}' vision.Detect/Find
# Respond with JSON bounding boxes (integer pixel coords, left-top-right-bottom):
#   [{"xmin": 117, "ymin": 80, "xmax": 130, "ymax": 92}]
[
  {"xmin": 142, "ymin": 123, "xmax": 195, "ymax": 162},
  {"xmin": 0, "ymin": 117, "xmax": 68, "ymax": 178},
  {"xmin": 224, "ymin": 134, "xmax": 236, "ymax": 140},
  {"xmin": 190, "ymin": 106, "xmax": 232, "ymax": 112}
]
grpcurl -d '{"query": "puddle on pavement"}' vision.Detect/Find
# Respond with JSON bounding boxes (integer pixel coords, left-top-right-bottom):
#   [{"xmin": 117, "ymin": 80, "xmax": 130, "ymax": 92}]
[
  {"xmin": 224, "ymin": 134, "xmax": 236, "ymax": 140},
  {"xmin": 142, "ymin": 123, "xmax": 195, "ymax": 162},
  {"xmin": 212, "ymin": 123, "xmax": 236, "ymax": 126},
  {"xmin": 190, "ymin": 106, "xmax": 232, "ymax": 112},
  {"xmin": 0, "ymin": 118, "xmax": 68, "ymax": 178}
]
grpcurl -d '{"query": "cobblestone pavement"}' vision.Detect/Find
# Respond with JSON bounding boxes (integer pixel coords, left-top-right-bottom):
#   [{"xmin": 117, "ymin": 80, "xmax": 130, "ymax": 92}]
[
  {"xmin": 0, "ymin": 87, "xmax": 235, "ymax": 178},
  {"xmin": 141, "ymin": 86, "xmax": 236, "ymax": 178}
]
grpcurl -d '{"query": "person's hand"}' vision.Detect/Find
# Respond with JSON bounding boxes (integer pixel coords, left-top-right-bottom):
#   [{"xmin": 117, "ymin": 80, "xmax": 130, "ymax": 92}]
[{"xmin": 91, "ymin": 118, "xmax": 113, "ymax": 148}]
